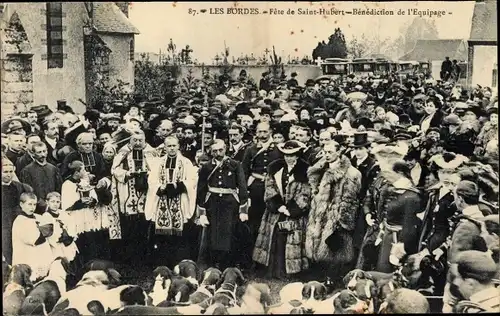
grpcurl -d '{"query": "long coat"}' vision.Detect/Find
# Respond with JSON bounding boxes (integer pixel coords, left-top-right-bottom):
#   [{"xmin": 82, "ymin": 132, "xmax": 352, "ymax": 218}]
[
  {"xmin": 252, "ymin": 159, "xmax": 311, "ymax": 274},
  {"xmin": 196, "ymin": 157, "xmax": 249, "ymax": 252},
  {"xmin": 305, "ymin": 155, "xmax": 362, "ymax": 265}
]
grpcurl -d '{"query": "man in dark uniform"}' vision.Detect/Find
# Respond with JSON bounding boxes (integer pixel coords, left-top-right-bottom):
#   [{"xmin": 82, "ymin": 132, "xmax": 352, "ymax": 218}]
[
  {"xmin": 242, "ymin": 122, "xmax": 283, "ymax": 245},
  {"xmin": 196, "ymin": 140, "xmax": 249, "ymax": 270},
  {"xmin": 350, "ymin": 130, "xmax": 380, "ymax": 266},
  {"xmin": 227, "ymin": 123, "xmax": 250, "ymax": 162}
]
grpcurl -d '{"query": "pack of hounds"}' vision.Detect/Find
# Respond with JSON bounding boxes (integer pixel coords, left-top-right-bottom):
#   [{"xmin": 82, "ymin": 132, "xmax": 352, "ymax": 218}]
[{"xmin": 3, "ymin": 257, "xmax": 431, "ymax": 315}]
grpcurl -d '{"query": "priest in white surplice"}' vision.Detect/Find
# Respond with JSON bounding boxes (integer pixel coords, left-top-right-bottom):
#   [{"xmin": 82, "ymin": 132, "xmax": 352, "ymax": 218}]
[
  {"xmin": 111, "ymin": 130, "xmax": 157, "ymax": 264},
  {"xmin": 144, "ymin": 135, "xmax": 198, "ymax": 266}
]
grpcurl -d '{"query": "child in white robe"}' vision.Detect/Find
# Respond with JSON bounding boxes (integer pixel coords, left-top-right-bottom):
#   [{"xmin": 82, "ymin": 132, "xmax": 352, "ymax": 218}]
[
  {"xmin": 41, "ymin": 192, "xmax": 79, "ymax": 262},
  {"xmin": 12, "ymin": 192, "xmax": 54, "ymax": 281}
]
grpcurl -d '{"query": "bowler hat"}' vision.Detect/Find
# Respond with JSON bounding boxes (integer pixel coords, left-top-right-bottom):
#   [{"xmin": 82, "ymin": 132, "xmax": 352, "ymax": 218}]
[
  {"xmin": 277, "ymin": 140, "xmax": 306, "ymax": 155},
  {"xmin": 305, "ymin": 79, "xmax": 315, "ymax": 87},
  {"xmin": 351, "ymin": 132, "xmax": 370, "ymax": 148}
]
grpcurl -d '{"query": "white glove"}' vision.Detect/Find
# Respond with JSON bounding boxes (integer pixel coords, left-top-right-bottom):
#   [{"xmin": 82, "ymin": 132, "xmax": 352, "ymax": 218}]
[
  {"xmin": 432, "ymin": 248, "xmax": 444, "ymax": 261},
  {"xmin": 239, "ymin": 213, "xmax": 248, "ymax": 222},
  {"xmin": 199, "ymin": 215, "xmax": 210, "ymax": 227},
  {"xmin": 278, "ymin": 205, "xmax": 290, "ymax": 216},
  {"xmin": 365, "ymin": 214, "xmax": 375, "ymax": 226}
]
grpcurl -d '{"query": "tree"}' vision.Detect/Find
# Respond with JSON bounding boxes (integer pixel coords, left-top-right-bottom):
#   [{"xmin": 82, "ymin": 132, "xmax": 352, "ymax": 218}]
[
  {"xmin": 395, "ymin": 17, "xmax": 439, "ymax": 58},
  {"xmin": 311, "ymin": 28, "xmax": 348, "ymax": 60},
  {"xmin": 347, "ymin": 34, "xmax": 394, "ymax": 59},
  {"xmin": 327, "ymin": 28, "xmax": 348, "ymax": 58}
]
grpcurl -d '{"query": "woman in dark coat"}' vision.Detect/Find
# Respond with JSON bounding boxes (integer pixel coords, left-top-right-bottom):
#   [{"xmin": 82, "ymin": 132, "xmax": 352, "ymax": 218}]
[{"xmin": 252, "ymin": 140, "xmax": 311, "ymax": 279}]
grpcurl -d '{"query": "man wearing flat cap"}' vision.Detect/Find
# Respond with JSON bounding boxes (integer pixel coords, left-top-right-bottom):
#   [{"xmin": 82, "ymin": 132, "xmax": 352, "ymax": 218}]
[
  {"xmin": 450, "ymin": 250, "xmax": 499, "ymax": 313},
  {"xmin": 442, "ymin": 180, "xmax": 491, "ymax": 311}
]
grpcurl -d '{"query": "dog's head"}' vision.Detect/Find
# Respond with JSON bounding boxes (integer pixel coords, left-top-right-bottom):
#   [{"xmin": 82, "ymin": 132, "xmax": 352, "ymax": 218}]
[
  {"xmin": 217, "ymin": 267, "xmax": 245, "ymax": 288},
  {"xmin": 76, "ymin": 269, "xmax": 121, "ymax": 288},
  {"xmin": 83, "ymin": 259, "xmax": 115, "ymax": 273},
  {"xmin": 167, "ymin": 277, "xmax": 198, "ymax": 304},
  {"xmin": 302, "ymin": 281, "xmax": 327, "ymax": 302},
  {"xmin": 201, "ymin": 268, "xmax": 222, "ymax": 287},
  {"xmin": 343, "ymin": 269, "xmax": 373, "ymax": 290},
  {"xmin": 153, "ymin": 266, "xmax": 174, "ymax": 281},
  {"xmin": 8, "ymin": 264, "xmax": 33, "ymax": 288},
  {"xmin": 119, "ymin": 285, "xmax": 151, "ymax": 306},
  {"xmin": 376, "ymin": 278, "xmax": 402, "ymax": 305},
  {"xmin": 350, "ymin": 278, "xmax": 377, "ymax": 314},
  {"xmin": 332, "ymin": 290, "xmax": 369, "ymax": 314},
  {"xmin": 173, "ymin": 260, "xmax": 199, "ymax": 277}
]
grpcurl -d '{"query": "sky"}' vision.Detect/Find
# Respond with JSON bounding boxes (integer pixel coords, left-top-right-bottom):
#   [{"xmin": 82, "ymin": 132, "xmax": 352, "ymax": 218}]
[{"xmin": 129, "ymin": 1, "xmax": 475, "ymax": 63}]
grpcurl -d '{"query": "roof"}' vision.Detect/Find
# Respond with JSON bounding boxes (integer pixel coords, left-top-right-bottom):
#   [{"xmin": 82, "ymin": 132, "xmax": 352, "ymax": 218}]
[
  {"xmin": 93, "ymin": 2, "xmax": 139, "ymax": 35},
  {"xmin": 399, "ymin": 39, "xmax": 467, "ymax": 61},
  {"xmin": 469, "ymin": 1, "xmax": 497, "ymax": 42}
]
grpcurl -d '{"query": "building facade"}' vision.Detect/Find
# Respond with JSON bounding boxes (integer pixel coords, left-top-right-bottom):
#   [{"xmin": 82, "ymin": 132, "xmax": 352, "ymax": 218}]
[
  {"xmin": 0, "ymin": 2, "xmax": 139, "ymax": 116},
  {"xmin": 467, "ymin": 1, "xmax": 497, "ymax": 89}
]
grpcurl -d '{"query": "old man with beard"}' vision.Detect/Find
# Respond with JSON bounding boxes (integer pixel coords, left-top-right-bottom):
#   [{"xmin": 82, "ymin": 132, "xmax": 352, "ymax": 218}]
[
  {"xmin": 144, "ymin": 136, "xmax": 198, "ymax": 266},
  {"xmin": 111, "ymin": 130, "xmax": 157, "ymax": 264},
  {"xmin": 305, "ymin": 141, "xmax": 362, "ymax": 283}
]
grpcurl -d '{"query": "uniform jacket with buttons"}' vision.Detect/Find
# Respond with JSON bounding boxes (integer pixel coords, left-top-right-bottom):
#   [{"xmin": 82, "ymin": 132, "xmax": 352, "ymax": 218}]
[
  {"xmin": 196, "ymin": 157, "xmax": 249, "ymax": 215},
  {"xmin": 241, "ymin": 142, "xmax": 283, "ymax": 179},
  {"xmin": 227, "ymin": 141, "xmax": 251, "ymax": 162}
]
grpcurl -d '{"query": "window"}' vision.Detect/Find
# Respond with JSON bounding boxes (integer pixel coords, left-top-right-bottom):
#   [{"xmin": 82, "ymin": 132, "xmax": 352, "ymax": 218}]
[
  {"xmin": 129, "ymin": 37, "xmax": 135, "ymax": 62},
  {"xmin": 46, "ymin": 2, "xmax": 63, "ymax": 68}
]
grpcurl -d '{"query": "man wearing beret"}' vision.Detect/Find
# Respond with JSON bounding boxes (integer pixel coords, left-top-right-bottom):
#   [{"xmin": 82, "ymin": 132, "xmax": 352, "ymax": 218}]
[{"xmin": 450, "ymin": 251, "xmax": 499, "ymax": 313}]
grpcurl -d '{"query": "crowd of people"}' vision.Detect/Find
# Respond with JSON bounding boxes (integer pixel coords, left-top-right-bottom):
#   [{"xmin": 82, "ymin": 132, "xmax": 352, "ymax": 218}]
[{"xmin": 2, "ymin": 60, "xmax": 499, "ymax": 313}]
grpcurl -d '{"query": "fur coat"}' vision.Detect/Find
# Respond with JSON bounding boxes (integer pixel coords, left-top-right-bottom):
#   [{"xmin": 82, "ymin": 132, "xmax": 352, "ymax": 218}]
[
  {"xmin": 252, "ymin": 159, "xmax": 311, "ymax": 274},
  {"xmin": 305, "ymin": 155, "xmax": 362, "ymax": 264}
]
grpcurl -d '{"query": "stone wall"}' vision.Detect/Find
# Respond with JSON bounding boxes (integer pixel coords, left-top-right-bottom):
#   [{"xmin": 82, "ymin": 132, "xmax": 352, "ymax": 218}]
[
  {"xmin": 177, "ymin": 64, "xmax": 322, "ymax": 86},
  {"xmin": 1, "ymin": 56, "xmax": 34, "ymax": 118},
  {"xmin": 1, "ymin": 11, "xmax": 34, "ymax": 119}
]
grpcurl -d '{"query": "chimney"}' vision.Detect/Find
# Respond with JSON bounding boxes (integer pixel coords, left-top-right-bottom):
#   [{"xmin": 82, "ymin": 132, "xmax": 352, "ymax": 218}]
[{"xmin": 115, "ymin": 2, "xmax": 129, "ymax": 17}]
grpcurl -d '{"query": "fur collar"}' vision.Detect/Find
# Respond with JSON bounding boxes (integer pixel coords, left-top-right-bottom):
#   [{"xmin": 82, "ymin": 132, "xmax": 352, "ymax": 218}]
[
  {"xmin": 321, "ymin": 155, "xmax": 353, "ymax": 182},
  {"xmin": 268, "ymin": 159, "xmax": 309, "ymax": 183}
]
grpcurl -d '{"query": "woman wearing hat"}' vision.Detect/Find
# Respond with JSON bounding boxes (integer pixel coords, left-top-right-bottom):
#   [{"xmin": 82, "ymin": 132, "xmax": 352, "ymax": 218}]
[
  {"xmin": 475, "ymin": 107, "xmax": 498, "ymax": 153},
  {"xmin": 252, "ymin": 140, "xmax": 311, "ymax": 279}
]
